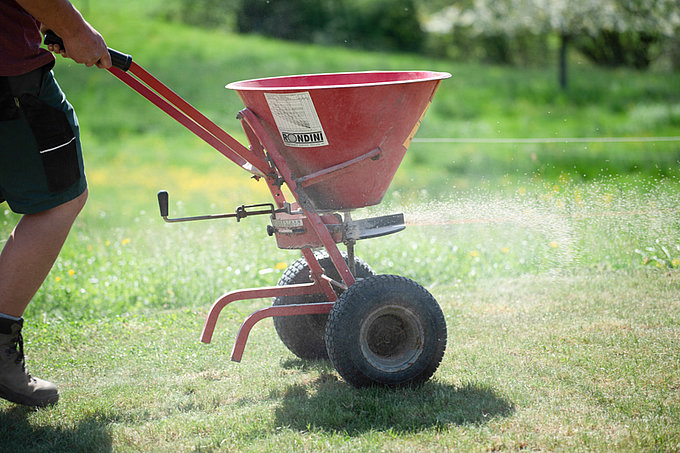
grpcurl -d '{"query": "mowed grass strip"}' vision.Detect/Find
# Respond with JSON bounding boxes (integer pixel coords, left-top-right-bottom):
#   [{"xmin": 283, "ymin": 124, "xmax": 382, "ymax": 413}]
[{"xmin": 1, "ymin": 270, "xmax": 678, "ymax": 452}]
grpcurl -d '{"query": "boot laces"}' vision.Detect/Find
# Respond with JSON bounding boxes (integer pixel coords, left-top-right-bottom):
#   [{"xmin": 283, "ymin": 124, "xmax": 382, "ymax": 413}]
[{"xmin": 4, "ymin": 330, "xmax": 28, "ymax": 374}]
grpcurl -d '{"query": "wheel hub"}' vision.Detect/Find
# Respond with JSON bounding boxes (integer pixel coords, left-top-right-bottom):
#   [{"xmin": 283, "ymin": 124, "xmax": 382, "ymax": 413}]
[{"xmin": 359, "ymin": 304, "xmax": 424, "ymax": 373}]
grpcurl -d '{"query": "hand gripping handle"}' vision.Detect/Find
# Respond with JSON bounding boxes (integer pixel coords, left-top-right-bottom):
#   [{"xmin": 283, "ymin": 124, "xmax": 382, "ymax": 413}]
[{"xmin": 43, "ymin": 30, "xmax": 133, "ymax": 72}]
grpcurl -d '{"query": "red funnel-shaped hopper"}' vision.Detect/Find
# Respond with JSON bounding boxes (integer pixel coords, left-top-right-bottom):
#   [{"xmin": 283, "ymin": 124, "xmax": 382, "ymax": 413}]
[{"xmin": 227, "ymin": 71, "xmax": 450, "ymax": 210}]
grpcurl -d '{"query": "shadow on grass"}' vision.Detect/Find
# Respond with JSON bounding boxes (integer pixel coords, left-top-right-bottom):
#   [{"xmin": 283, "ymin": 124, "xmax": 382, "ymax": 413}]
[
  {"xmin": 274, "ymin": 359, "xmax": 514, "ymax": 434},
  {"xmin": 0, "ymin": 405, "xmax": 113, "ymax": 452}
]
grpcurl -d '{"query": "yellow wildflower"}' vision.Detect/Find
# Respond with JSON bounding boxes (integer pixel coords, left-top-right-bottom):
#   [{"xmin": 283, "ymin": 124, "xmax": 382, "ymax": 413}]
[{"xmin": 122, "ymin": 238, "xmax": 131, "ymax": 246}]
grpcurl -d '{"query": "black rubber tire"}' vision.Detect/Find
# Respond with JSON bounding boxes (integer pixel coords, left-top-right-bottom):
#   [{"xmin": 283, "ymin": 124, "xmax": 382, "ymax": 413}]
[
  {"xmin": 273, "ymin": 251, "xmax": 375, "ymax": 360},
  {"xmin": 325, "ymin": 275, "xmax": 447, "ymax": 387}
]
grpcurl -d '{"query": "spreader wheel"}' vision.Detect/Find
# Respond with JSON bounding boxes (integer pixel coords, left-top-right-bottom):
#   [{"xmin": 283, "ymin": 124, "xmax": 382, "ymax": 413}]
[
  {"xmin": 273, "ymin": 251, "xmax": 375, "ymax": 360},
  {"xmin": 325, "ymin": 275, "xmax": 447, "ymax": 387}
]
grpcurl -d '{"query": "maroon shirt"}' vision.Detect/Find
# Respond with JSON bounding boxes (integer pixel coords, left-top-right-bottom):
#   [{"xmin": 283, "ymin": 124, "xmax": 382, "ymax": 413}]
[{"xmin": 0, "ymin": 0, "xmax": 54, "ymax": 76}]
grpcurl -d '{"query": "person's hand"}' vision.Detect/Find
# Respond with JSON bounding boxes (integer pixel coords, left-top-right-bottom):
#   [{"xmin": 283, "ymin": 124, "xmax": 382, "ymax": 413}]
[{"xmin": 44, "ymin": 22, "xmax": 112, "ymax": 69}]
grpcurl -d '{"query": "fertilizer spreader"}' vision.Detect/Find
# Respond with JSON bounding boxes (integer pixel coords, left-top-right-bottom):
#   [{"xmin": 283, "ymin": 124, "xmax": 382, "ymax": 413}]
[{"xmin": 46, "ymin": 32, "xmax": 450, "ymax": 387}]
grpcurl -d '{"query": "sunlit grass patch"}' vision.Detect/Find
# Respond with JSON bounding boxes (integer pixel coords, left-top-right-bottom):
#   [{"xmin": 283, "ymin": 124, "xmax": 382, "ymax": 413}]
[{"xmin": 35, "ymin": 216, "xmax": 295, "ymax": 320}]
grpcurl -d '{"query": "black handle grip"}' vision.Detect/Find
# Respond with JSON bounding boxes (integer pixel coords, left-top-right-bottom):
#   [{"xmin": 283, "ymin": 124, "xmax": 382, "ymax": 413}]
[
  {"xmin": 44, "ymin": 30, "xmax": 133, "ymax": 72},
  {"xmin": 157, "ymin": 190, "xmax": 169, "ymax": 218}
]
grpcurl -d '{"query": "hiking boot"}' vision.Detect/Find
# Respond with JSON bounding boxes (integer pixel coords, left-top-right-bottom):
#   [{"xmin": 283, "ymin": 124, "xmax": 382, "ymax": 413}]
[{"xmin": 0, "ymin": 317, "xmax": 59, "ymax": 407}]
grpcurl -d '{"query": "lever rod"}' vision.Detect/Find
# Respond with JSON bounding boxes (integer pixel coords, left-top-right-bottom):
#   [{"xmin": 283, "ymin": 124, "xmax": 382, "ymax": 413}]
[{"xmin": 157, "ymin": 190, "xmax": 277, "ymax": 223}]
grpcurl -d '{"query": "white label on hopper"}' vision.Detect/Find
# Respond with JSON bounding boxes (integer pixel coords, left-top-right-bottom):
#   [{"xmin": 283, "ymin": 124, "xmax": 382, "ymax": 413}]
[{"xmin": 265, "ymin": 92, "xmax": 329, "ymax": 148}]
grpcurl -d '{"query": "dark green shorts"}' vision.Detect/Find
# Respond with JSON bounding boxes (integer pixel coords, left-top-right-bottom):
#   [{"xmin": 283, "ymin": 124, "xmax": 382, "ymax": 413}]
[{"xmin": 0, "ymin": 62, "xmax": 87, "ymax": 214}]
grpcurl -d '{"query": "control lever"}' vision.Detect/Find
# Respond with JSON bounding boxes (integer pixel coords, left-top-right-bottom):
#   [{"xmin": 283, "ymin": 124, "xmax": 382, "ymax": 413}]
[{"xmin": 157, "ymin": 190, "xmax": 278, "ymax": 223}]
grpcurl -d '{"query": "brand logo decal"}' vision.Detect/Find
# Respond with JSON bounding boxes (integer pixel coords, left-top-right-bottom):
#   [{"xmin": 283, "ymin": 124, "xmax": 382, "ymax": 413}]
[{"xmin": 282, "ymin": 131, "xmax": 326, "ymax": 146}]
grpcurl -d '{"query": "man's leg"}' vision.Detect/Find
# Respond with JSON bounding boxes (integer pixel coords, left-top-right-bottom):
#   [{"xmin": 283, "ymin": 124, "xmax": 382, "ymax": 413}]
[
  {"xmin": 0, "ymin": 189, "xmax": 87, "ymax": 317},
  {"xmin": 0, "ymin": 189, "xmax": 87, "ymax": 407}
]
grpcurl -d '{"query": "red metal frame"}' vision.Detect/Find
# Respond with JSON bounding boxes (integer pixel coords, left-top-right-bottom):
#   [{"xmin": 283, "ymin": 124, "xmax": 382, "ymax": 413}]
[
  {"xmin": 239, "ymin": 109, "xmax": 356, "ymax": 288},
  {"xmin": 200, "ymin": 285, "xmax": 335, "ymax": 361},
  {"xmin": 108, "ymin": 63, "xmax": 354, "ymax": 360}
]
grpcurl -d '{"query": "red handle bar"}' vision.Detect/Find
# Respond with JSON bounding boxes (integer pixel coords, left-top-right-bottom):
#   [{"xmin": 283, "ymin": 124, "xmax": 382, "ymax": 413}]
[{"xmin": 45, "ymin": 31, "xmax": 270, "ymax": 175}]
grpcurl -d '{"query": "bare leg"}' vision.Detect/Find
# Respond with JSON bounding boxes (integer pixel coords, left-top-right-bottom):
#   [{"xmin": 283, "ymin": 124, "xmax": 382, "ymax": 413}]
[{"xmin": 0, "ymin": 189, "xmax": 88, "ymax": 317}]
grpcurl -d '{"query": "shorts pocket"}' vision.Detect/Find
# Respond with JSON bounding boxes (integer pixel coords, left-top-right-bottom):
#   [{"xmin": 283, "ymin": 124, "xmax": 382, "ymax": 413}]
[
  {"xmin": 39, "ymin": 137, "xmax": 80, "ymax": 192},
  {"xmin": 18, "ymin": 93, "xmax": 80, "ymax": 193}
]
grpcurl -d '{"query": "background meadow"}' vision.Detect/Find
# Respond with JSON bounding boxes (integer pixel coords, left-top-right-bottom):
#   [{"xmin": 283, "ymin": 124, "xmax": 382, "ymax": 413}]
[{"xmin": 0, "ymin": 1, "xmax": 678, "ymax": 451}]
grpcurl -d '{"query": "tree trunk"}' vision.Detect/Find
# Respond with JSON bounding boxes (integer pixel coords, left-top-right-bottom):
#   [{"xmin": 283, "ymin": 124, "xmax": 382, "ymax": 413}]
[{"xmin": 559, "ymin": 33, "xmax": 569, "ymax": 90}]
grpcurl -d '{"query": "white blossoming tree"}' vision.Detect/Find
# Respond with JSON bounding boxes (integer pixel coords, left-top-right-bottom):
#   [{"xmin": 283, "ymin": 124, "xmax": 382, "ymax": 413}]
[{"xmin": 423, "ymin": 0, "xmax": 680, "ymax": 88}]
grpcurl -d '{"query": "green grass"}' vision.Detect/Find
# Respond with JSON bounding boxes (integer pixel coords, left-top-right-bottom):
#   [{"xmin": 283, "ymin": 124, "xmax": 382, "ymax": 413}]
[
  {"xmin": 1, "ymin": 0, "xmax": 679, "ymax": 451},
  {"xmin": 1, "ymin": 271, "xmax": 678, "ymax": 451}
]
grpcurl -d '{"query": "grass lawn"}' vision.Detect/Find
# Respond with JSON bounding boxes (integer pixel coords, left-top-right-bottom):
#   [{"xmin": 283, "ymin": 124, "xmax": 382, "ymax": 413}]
[
  {"xmin": 1, "ymin": 1, "xmax": 679, "ymax": 451},
  {"xmin": 1, "ymin": 270, "xmax": 678, "ymax": 452}
]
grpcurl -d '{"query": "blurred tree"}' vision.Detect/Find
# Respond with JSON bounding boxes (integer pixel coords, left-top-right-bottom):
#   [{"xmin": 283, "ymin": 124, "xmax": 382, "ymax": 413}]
[
  {"xmin": 574, "ymin": 30, "xmax": 661, "ymax": 70},
  {"xmin": 236, "ymin": 0, "xmax": 424, "ymax": 52},
  {"xmin": 423, "ymin": 0, "xmax": 680, "ymax": 88},
  {"xmin": 572, "ymin": 0, "xmax": 680, "ymax": 70},
  {"xmin": 338, "ymin": 0, "xmax": 425, "ymax": 51},
  {"xmin": 237, "ymin": 0, "xmax": 329, "ymax": 42},
  {"xmin": 162, "ymin": 0, "xmax": 241, "ymax": 30}
]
